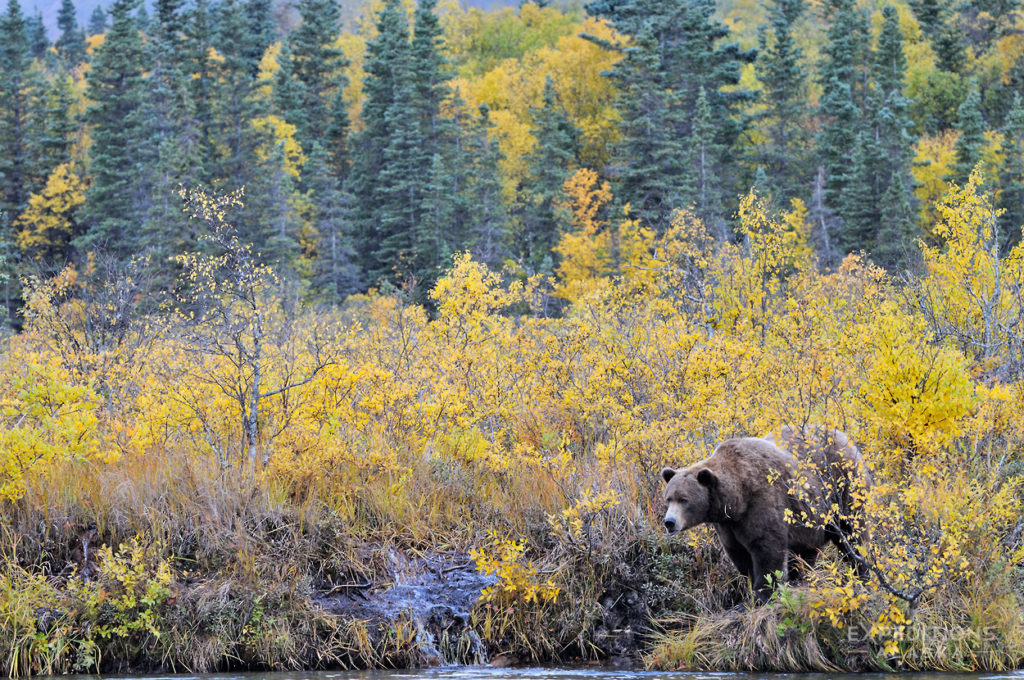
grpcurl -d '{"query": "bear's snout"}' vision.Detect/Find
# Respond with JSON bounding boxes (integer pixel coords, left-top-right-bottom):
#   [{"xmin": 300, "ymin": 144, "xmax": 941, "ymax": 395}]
[{"xmin": 664, "ymin": 517, "xmax": 678, "ymax": 533}]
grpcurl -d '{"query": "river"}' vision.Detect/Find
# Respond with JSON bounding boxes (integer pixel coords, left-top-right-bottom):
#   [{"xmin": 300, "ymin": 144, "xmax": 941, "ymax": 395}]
[{"xmin": 33, "ymin": 669, "xmax": 1024, "ymax": 680}]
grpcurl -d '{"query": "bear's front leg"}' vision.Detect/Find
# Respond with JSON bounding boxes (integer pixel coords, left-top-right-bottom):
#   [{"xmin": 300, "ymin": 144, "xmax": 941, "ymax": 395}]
[
  {"xmin": 748, "ymin": 541, "xmax": 786, "ymax": 604},
  {"xmin": 715, "ymin": 524, "xmax": 753, "ymax": 581}
]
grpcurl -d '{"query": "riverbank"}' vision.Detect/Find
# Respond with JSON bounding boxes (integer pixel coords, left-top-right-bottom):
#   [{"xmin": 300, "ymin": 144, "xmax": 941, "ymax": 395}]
[{"xmin": 4, "ymin": 190, "xmax": 1024, "ymax": 675}]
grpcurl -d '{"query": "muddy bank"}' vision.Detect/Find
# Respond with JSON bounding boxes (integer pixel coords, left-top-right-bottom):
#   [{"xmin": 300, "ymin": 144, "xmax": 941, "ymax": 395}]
[{"xmin": 310, "ymin": 549, "xmax": 651, "ymax": 668}]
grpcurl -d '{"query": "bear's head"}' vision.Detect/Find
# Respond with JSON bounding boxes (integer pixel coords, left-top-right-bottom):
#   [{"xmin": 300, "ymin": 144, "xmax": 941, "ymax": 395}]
[{"xmin": 660, "ymin": 466, "xmax": 718, "ymax": 534}]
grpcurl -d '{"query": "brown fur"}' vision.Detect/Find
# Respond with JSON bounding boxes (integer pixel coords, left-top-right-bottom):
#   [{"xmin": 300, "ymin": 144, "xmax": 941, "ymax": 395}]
[{"xmin": 661, "ymin": 426, "xmax": 870, "ymax": 604}]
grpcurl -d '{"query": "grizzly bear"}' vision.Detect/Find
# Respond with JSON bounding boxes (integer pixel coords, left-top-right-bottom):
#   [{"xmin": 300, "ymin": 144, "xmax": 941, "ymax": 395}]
[{"xmin": 660, "ymin": 426, "xmax": 870, "ymax": 604}]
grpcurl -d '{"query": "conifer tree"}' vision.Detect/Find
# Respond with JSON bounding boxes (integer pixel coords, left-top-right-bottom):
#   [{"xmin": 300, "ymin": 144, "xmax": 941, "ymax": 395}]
[
  {"xmin": 26, "ymin": 12, "xmax": 48, "ymax": 59},
  {"xmin": 217, "ymin": 0, "xmax": 264, "ymax": 187},
  {"xmin": 755, "ymin": 0, "xmax": 809, "ymax": 202},
  {"xmin": 869, "ymin": 6, "xmax": 917, "ymax": 268},
  {"xmin": 286, "ymin": 0, "xmax": 348, "ymax": 157},
  {"xmin": 464, "ymin": 104, "xmax": 510, "ymax": 269},
  {"xmin": 0, "ymin": 0, "xmax": 34, "ymax": 219},
  {"xmin": 185, "ymin": 0, "xmax": 217, "ymax": 175},
  {"xmin": 588, "ymin": 0, "xmax": 756, "ymax": 231},
  {"xmin": 135, "ymin": 3, "xmax": 150, "ymax": 32},
  {"xmin": 243, "ymin": 0, "xmax": 274, "ymax": 76},
  {"xmin": 35, "ymin": 70, "xmax": 76, "ymax": 175},
  {"xmin": 88, "ymin": 4, "xmax": 107, "ymax": 35},
  {"xmin": 306, "ymin": 142, "xmax": 360, "ymax": 301},
  {"xmin": 56, "ymin": 0, "xmax": 87, "ymax": 64},
  {"xmin": 689, "ymin": 85, "xmax": 726, "ymax": 239},
  {"xmin": 601, "ymin": 25, "xmax": 685, "ymax": 231},
  {"xmin": 348, "ymin": 0, "xmax": 410, "ymax": 278},
  {"xmin": 138, "ymin": 0, "xmax": 202, "ymax": 268},
  {"xmin": 951, "ymin": 81, "xmax": 984, "ymax": 185},
  {"xmin": 998, "ymin": 93, "xmax": 1024, "ymax": 248},
  {"xmin": 838, "ymin": 128, "xmax": 880, "ymax": 254},
  {"xmin": 410, "ymin": 0, "xmax": 448, "ymax": 158},
  {"xmin": 79, "ymin": 0, "xmax": 149, "ymax": 254},
  {"xmin": 816, "ymin": 0, "xmax": 870, "ymax": 216},
  {"xmin": 519, "ymin": 75, "xmax": 578, "ymax": 271}
]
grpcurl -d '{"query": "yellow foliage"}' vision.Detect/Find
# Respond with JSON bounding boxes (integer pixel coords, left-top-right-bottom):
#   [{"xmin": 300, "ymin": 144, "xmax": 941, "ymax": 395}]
[
  {"xmin": 16, "ymin": 163, "xmax": 87, "ymax": 258},
  {"xmin": 250, "ymin": 115, "xmax": 307, "ymax": 179},
  {"xmin": 471, "ymin": 533, "xmax": 559, "ymax": 605}
]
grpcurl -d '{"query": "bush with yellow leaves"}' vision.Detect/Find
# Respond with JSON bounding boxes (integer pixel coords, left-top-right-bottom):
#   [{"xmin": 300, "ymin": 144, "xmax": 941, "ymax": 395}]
[{"xmin": 1, "ymin": 177, "xmax": 1024, "ymax": 673}]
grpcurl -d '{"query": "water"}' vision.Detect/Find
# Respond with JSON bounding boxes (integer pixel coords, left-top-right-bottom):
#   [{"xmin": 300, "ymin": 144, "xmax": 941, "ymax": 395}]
[{"xmin": 36, "ymin": 669, "xmax": 1024, "ymax": 680}]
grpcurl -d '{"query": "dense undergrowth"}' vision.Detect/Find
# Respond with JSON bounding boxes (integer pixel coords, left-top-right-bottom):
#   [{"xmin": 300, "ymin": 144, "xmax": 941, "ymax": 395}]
[{"xmin": 2, "ymin": 173, "xmax": 1024, "ymax": 675}]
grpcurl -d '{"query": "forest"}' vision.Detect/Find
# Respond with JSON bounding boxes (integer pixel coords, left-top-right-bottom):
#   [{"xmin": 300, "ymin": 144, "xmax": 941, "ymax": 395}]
[{"xmin": 2, "ymin": 0, "xmax": 1024, "ymax": 673}]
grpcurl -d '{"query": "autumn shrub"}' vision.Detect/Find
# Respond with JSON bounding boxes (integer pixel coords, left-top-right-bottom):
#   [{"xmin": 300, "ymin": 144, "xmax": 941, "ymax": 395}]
[{"xmin": 1, "ymin": 178, "xmax": 1024, "ymax": 673}]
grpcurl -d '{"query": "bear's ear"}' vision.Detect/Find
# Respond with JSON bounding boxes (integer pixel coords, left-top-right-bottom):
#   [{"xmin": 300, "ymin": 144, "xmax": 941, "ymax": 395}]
[
  {"xmin": 661, "ymin": 467, "xmax": 676, "ymax": 484},
  {"xmin": 696, "ymin": 468, "xmax": 718, "ymax": 489}
]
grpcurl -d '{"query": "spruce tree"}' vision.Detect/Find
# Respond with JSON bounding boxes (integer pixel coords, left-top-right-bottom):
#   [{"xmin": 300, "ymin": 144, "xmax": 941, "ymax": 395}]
[
  {"xmin": 588, "ymin": 0, "xmax": 756, "ymax": 232},
  {"xmin": 78, "ymin": 0, "xmax": 149, "ymax": 254},
  {"xmin": 755, "ymin": 0, "xmax": 809, "ymax": 202},
  {"xmin": 998, "ymin": 93, "xmax": 1024, "ymax": 248},
  {"xmin": 951, "ymin": 81, "xmax": 984, "ymax": 184},
  {"xmin": 243, "ymin": 0, "xmax": 274, "ymax": 76},
  {"xmin": 689, "ymin": 85, "xmax": 726, "ymax": 239},
  {"xmin": 216, "ymin": 0, "xmax": 264, "ymax": 187},
  {"xmin": 519, "ymin": 75, "xmax": 578, "ymax": 271},
  {"xmin": 26, "ymin": 12, "xmax": 48, "ymax": 59},
  {"xmin": 816, "ymin": 0, "xmax": 870, "ymax": 218},
  {"xmin": 286, "ymin": 0, "xmax": 348, "ymax": 157},
  {"xmin": 464, "ymin": 104, "xmax": 510, "ymax": 269},
  {"xmin": 410, "ymin": 0, "xmax": 448, "ymax": 157},
  {"xmin": 56, "ymin": 0, "xmax": 87, "ymax": 64},
  {"xmin": 0, "ymin": 0, "xmax": 34, "ymax": 219},
  {"xmin": 375, "ymin": 76, "xmax": 421, "ymax": 286},
  {"xmin": 138, "ymin": 0, "xmax": 202, "ymax": 269},
  {"xmin": 870, "ymin": 6, "xmax": 917, "ymax": 269},
  {"xmin": 88, "ymin": 4, "xmax": 107, "ymax": 34},
  {"xmin": 184, "ymin": 0, "xmax": 217, "ymax": 181},
  {"xmin": 135, "ymin": 3, "xmax": 150, "ymax": 32},
  {"xmin": 35, "ymin": 70, "xmax": 76, "ymax": 173},
  {"xmin": 348, "ymin": 0, "xmax": 410, "ymax": 278},
  {"xmin": 306, "ymin": 142, "xmax": 360, "ymax": 301}
]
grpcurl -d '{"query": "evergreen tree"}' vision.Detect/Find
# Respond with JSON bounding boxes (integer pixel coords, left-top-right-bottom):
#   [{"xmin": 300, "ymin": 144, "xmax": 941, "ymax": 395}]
[
  {"xmin": 932, "ymin": 20, "xmax": 965, "ymax": 73},
  {"xmin": 242, "ymin": 139, "xmax": 301, "ymax": 267},
  {"xmin": 135, "ymin": 2, "xmax": 150, "ymax": 32},
  {"xmin": 56, "ymin": 0, "xmax": 87, "ymax": 64},
  {"xmin": 0, "ymin": 0, "xmax": 34, "ymax": 219},
  {"xmin": 184, "ymin": 0, "xmax": 218, "ymax": 180},
  {"xmin": 950, "ymin": 81, "xmax": 984, "ymax": 184},
  {"xmin": 519, "ymin": 75, "xmax": 578, "ymax": 271},
  {"xmin": 463, "ymin": 104, "xmax": 510, "ymax": 269},
  {"xmin": 837, "ymin": 128, "xmax": 879, "ymax": 253},
  {"xmin": 286, "ymin": 0, "xmax": 348, "ymax": 158},
  {"xmin": 816, "ymin": 0, "xmax": 870, "ymax": 218},
  {"xmin": 689, "ymin": 85, "xmax": 726, "ymax": 238},
  {"xmin": 348, "ymin": 0, "xmax": 410, "ymax": 278},
  {"xmin": 88, "ymin": 4, "xmax": 107, "ymax": 35},
  {"xmin": 410, "ymin": 0, "xmax": 448, "ymax": 158},
  {"xmin": 35, "ymin": 70, "xmax": 76, "ymax": 173},
  {"xmin": 306, "ymin": 142, "xmax": 360, "ymax": 301},
  {"xmin": 755, "ymin": 0, "xmax": 809, "ymax": 202},
  {"xmin": 138, "ymin": 0, "xmax": 202, "ymax": 268},
  {"xmin": 243, "ymin": 0, "xmax": 274, "ymax": 76},
  {"xmin": 870, "ymin": 6, "xmax": 917, "ymax": 268},
  {"xmin": 374, "ymin": 75, "xmax": 421, "ymax": 286},
  {"xmin": 588, "ymin": 0, "xmax": 757, "ymax": 232},
  {"xmin": 79, "ymin": 0, "xmax": 149, "ymax": 254},
  {"xmin": 272, "ymin": 45, "xmax": 306, "ymax": 145},
  {"xmin": 216, "ymin": 0, "xmax": 264, "ymax": 187},
  {"xmin": 26, "ymin": 12, "xmax": 48, "ymax": 59},
  {"xmin": 998, "ymin": 93, "xmax": 1024, "ymax": 249}
]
